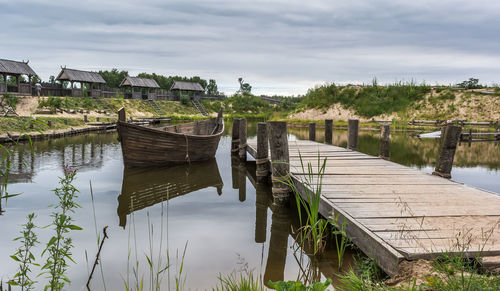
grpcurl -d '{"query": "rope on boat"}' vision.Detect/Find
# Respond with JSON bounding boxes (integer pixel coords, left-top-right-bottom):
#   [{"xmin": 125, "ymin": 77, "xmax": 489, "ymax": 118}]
[{"xmin": 184, "ymin": 134, "xmax": 191, "ymax": 164}]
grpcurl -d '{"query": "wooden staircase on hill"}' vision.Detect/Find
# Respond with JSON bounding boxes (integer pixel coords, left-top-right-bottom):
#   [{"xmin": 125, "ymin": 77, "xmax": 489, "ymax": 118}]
[{"xmin": 191, "ymin": 100, "xmax": 208, "ymax": 116}]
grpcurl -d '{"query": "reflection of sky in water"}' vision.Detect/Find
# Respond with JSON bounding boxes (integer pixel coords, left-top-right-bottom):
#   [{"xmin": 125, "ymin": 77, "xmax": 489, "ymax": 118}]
[{"xmin": 0, "ymin": 128, "xmax": 498, "ymax": 289}]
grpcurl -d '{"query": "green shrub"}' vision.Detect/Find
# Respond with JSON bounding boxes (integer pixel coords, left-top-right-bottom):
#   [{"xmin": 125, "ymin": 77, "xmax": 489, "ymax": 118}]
[
  {"xmin": 2, "ymin": 93, "xmax": 20, "ymax": 109},
  {"xmin": 300, "ymin": 82, "xmax": 431, "ymax": 117},
  {"xmin": 180, "ymin": 95, "xmax": 190, "ymax": 105},
  {"xmin": 39, "ymin": 96, "xmax": 63, "ymax": 109},
  {"xmin": 439, "ymin": 91, "xmax": 456, "ymax": 100}
]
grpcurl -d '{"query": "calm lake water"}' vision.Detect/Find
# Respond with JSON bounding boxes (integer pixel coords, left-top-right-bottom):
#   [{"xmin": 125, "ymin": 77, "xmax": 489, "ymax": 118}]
[{"xmin": 0, "ymin": 121, "xmax": 499, "ymax": 289}]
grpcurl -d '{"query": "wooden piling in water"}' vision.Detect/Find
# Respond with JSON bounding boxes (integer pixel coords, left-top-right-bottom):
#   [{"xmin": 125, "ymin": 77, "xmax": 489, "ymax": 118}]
[
  {"xmin": 325, "ymin": 119, "xmax": 333, "ymax": 144},
  {"xmin": 309, "ymin": 122, "xmax": 316, "ymax": 141},
  {"xmin": 432, "ymin": 124, "xmax": 462, "ymax": 178},
  {"xmin": 348, "ymin": 119, "xmax": 359, "ymax": 150},
  {"xmin": 379, "ymin": 124, "xmax": 390, "ymax": 159},
  {"xmin": 239, "ymin": 118, "xmax": 247, "ymax": 161},
  {"xmin": 267, "ymin": 121, "xmax": 290, "ymax": 204},
  {"xmin": 256, "ymin": 122, "xmax": 270, "ymax": 182},
  {"xmin": 231, "ymin": 118, "xmax": 241, "ymax": 155}
]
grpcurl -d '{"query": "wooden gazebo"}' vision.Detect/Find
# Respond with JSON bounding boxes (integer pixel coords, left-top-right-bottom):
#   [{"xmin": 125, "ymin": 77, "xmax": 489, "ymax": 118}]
[
  {"xmin": 0, "ymin": 59, "xmax": 38, "ymax": 95},
  {"xmin": 120, "ymin": 76, "xmax": 160, "ymax": 100},
  {"xmin": 56, "ymin": 67, "xmax": 106, "ymax": 97},
  {"xmin": 170, "ymin": 81, "xmax": 204, "ymax": 100}
]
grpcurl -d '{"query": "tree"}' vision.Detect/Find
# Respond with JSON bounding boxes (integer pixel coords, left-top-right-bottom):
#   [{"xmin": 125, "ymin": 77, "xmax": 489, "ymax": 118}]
[
  {"xmin": 238, "ymin": 77, "xmax": 252, "ymax": 94},
  {"xmin": 49, "ymin": 76, "xmax": 56, "ymax": 84},
  {"xmin": 31, "ymin": 76, "xmax": 41, "ymax": 84},
  {"xmin": 458, "ymin": 78, "xmax": 481, "ymax": 89},
  {"xmin": 206, "ymin": 79, "xmax": 218, "ymax": 95},
  {"xmin": 98, "ymin": 69, "xmax": 129, "ymax": 88}
]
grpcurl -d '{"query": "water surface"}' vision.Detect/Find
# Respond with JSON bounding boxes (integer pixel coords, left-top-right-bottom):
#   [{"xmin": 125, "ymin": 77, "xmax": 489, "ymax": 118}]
[{"xmin": 0, "ymin": 122, "xmax": 498, "ymax": 289}]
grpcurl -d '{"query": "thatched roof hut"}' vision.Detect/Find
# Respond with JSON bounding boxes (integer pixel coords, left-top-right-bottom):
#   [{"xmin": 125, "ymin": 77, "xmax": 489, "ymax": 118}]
[
  {"xmin": 120, "ymin": 76, "xmax": 160, "ymax": 89},
  {"xmin": 170, "ymin": 81, "xmax": 204, "ymax": 92},
  {"xmin": 56, "ymin": 68, "xmax": 106, "ymax": 84},
  {"xmin": 56, "ymin": 67, "xmax": 106, "ymax": 97},
  {"xmin": 0, "ymin": 58, "xmax": 38, "ymax": 95},
  {"xmin": 120, "ymin": 76, "xmax": 160, "ymax": 100}
]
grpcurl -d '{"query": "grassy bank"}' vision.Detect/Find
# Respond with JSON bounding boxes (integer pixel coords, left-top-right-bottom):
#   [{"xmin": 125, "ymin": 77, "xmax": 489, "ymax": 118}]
[
  {"xmin": 0, "ymin": 116, "xmax": 115, "ymax": 133},
  {"xmin": 294, "ymin": 83, "xmax": 500, "ymax": 121}
]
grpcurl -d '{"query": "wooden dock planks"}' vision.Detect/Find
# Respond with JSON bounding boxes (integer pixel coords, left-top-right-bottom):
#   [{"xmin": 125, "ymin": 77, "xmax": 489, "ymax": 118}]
[{"xmin": 246, "ymin": 139, "xmax": 500, "ymax": 276}]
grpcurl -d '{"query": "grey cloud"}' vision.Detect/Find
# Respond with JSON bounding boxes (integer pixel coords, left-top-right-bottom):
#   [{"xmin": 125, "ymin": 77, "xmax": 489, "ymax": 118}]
[{"xmin": 1, "ymin": 0, "xmax": 499, "ymax": 95}]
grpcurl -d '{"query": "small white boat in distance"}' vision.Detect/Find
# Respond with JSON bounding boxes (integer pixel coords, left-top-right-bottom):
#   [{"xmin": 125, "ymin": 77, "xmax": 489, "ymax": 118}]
[{"xmin": 417, "ymin": 130, "xmax": 441, "ymax": 139}]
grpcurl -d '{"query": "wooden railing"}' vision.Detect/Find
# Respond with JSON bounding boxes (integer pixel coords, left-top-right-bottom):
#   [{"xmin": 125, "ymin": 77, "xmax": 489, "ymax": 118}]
[{"xmin": 19, "ymin": 84, "xmax": 31, "ymax": 94}]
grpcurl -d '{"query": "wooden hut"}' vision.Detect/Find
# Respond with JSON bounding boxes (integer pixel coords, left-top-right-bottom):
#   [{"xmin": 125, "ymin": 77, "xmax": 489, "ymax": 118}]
[
  {"xmin": 0, "ymin": 59, "xmax": 38, "ymax": 95},
  {"xmin": 170, "ymin": 81, "xmax": 205, "ymax": 100},
  {"xmin": 56, "ymin": 67, "xmax": 106, "ymax": 97},
  {"xmin": 120, "ymin": 76, "xmax": 160, "ymax": 100}
]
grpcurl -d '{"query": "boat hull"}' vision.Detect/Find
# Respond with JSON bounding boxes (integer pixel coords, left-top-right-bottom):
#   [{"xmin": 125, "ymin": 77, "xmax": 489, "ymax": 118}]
[{"xmin": 117, "ymin": 118, "xmax": 223, "ymax": 167}]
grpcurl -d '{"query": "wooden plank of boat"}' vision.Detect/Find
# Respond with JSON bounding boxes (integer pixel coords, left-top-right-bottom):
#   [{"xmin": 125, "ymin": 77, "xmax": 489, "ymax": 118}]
[{"xmin": 117, "ymin": 108, "xmax": 224, "ymax": 167}]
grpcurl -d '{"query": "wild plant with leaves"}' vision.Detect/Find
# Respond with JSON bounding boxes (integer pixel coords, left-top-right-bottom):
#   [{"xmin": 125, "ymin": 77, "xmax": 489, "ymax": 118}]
[
  {"xmin": 330, "ymin": 214, "xmax": 351, "ymax": 270},
  {"xmin": 275, "ymin": 153, "xmax": 329, "ymax": 255},
  {"xmin": 8, "ymin": 213, "xmax": 39, "ymax": 290},
  {"xmin": 41, "ymin": 165, "xmax": 82, "ymax": 290}
]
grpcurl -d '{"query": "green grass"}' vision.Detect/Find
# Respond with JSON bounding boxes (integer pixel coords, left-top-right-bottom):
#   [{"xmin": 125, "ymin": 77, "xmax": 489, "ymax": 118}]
[
  {"xmin": 0, "ymin": 116, "xmax": 117, "ymax": 133},
  {"xmin": 300, "ymin": 81, "xmax": 431, "ymax": 118}
]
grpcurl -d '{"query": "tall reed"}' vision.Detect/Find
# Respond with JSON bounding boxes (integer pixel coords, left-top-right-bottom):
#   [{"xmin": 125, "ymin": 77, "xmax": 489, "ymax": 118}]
[{"xmin": 275, "ymin": 153, "xmax": 329, "ymax": 255}]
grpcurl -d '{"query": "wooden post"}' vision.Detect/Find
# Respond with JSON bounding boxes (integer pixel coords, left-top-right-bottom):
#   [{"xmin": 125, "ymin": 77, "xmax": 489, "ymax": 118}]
[
  {"xmin": 267, "ymin": 121, "xmax": 290, "ymax": 204},
  {"xmin": 84, "ymin": 115, "xmax": 88, "ymax": 123},
  {"xmin": 433, "ymin": 124, "xmax": 462, "ymax": 179},
  {"xmin": 309, "ymin": 122, "xmax": 316, "ymax": 141},
  {"xmin": 468, "ymin": 128, "xmax": 472, "ymax": 147},
  {"xmin": 348, "ymin": 119, "xmax": 359, "ymax": 150},
  {"xmin": 255, "ymin": 182, "xmax": 269, "ymax": 243},
  {"xmin": 118, "ymin": 107, "xmax": 126, "ymax": 122},
  {"xmin": 238, "ymin": 161, "xmax": 246, "ymax": 202},
  {"xmin": 239, "ymin": 118, "xmax": 247, "ymax": 160},
  {"xmin": 256, "ymin": 122, "xmax": 270, "ymax": 182},
  {"xmin": 231, "ymin": 118, "xmax": 240, "ymax": 155},
  {"xmin": 379, "ymin": 124, "xmax": 390, "ymax": 159},
  {"xmin": 47, "ymin": 120, "xmax": 52, "ymax": 128},
  {"xmin": 96, "ymin": 117, "xmax": 100, "ymax": 122},
  {"xmin": 64, "ymin": 119, "xmax": 68, "ymax": 125},
  {"xmin": 325, "ymin": 119, "xmax": 333, "ymax": 144},
  {"xmin": 231, "ymin": 155, "xmax": 240, "ymax": 189},
  {"xmin": 263, "ymin": 207, "xmax": 290, "ymax": 284}
]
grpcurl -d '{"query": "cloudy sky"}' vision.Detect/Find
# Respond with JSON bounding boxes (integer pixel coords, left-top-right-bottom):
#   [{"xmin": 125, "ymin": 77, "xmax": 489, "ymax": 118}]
[{"xmin": 1, "ymin": 0, "xmax": 499, "ymax": 95}]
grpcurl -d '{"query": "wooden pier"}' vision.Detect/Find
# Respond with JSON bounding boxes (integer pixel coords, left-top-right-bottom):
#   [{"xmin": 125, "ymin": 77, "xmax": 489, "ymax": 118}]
[{"xmin": 243, "ymin": 125, "xmax": 500, "ymax": 276}]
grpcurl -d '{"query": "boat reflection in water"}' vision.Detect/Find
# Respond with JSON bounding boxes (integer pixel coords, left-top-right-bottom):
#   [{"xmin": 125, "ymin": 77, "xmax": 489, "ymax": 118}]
[{"xmin": 117, "ymin": 159, "xmax": 223, "ymax": 228}]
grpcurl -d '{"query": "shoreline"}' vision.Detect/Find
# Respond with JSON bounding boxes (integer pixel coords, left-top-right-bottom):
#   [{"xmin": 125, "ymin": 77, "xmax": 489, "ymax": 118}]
[{"xmin": 0, "ymin": 124, "xmax": 117, "ymax": 144}]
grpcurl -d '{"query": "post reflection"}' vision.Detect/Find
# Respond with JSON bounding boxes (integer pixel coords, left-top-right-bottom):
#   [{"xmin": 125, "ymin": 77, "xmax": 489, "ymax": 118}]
[
  {"xmin": 264, "ymin": 205, "xmax": 291, "ymax": 285},
  {"xmin": 117, "ymin": 159, "xmax": 224, "ymax": 228}
]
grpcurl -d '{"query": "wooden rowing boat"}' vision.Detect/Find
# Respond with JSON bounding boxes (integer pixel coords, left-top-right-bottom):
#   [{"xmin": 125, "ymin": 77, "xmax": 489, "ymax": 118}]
[
  {"xmin": 116, "ymin": 108, "xmax": 224, "ymax": 167},
  {"xmin": 117, "ymin": 159, "xmax": 223, "ymax": 227}
]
